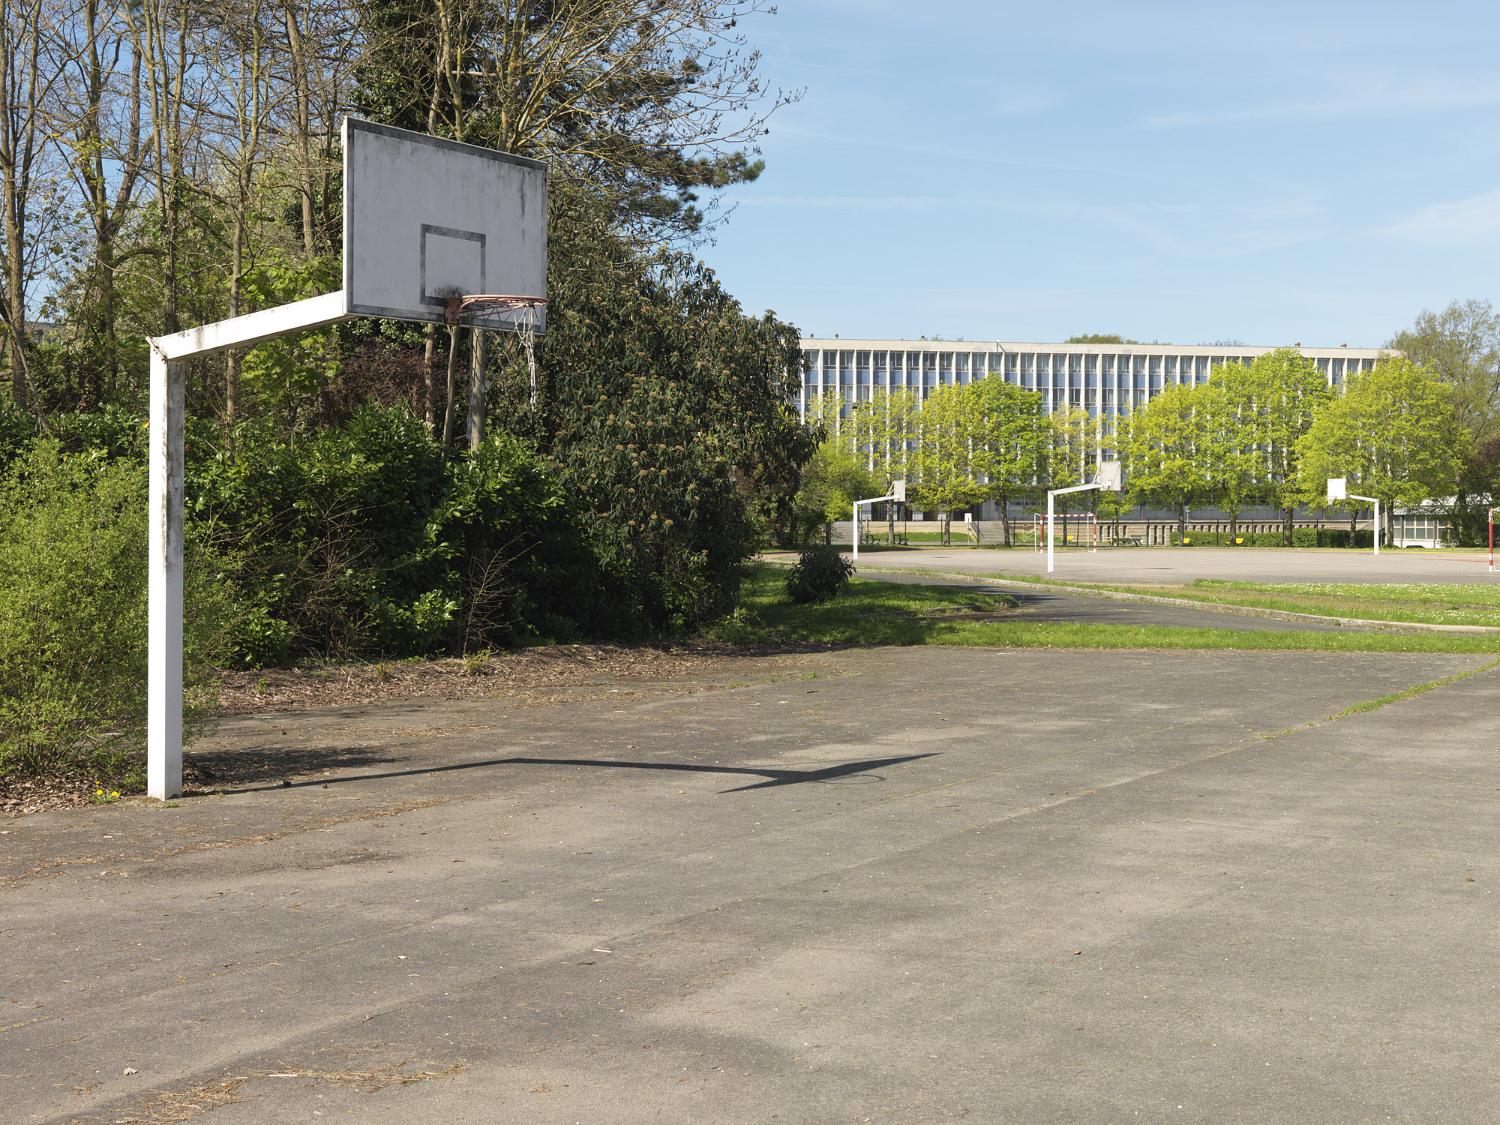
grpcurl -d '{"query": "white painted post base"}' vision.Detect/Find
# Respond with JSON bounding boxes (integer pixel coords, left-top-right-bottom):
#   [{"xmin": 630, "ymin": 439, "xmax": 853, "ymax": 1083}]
[{"xmin": 148, "ymin": 349, "xmax": 184, "ymax": 799}]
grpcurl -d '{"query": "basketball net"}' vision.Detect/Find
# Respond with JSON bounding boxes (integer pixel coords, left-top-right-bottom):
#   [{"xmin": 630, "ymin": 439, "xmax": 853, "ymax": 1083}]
[{"xmin": 446, "ymin": 295, "xmax": 546, "ymax": 408}]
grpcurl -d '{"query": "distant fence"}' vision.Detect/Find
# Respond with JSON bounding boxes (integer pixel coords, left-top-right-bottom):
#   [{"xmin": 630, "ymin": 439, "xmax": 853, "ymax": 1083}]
[{"xmin": 832, "ymin": 518, "xmax": 1375, "ymax": 548}]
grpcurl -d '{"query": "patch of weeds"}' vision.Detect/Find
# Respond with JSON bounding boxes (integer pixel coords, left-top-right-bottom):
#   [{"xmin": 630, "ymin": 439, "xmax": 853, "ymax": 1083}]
[
  {"xmin": 462, "ymin": 649, "xmax": 493, "ymax": 677},
  {"xmin": 707, "ymin": 606, "xmax": 779, "ymax": 645}
]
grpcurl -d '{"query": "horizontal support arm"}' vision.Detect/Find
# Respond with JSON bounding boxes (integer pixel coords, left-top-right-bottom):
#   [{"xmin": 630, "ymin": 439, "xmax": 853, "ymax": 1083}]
[
  {"xmin": 151, "ymin": 290, "xmax": 349, "ymax": 360},
  {"xmin": 1048, "ymin": 482, "xmax": 1101, "ymax": 497}
]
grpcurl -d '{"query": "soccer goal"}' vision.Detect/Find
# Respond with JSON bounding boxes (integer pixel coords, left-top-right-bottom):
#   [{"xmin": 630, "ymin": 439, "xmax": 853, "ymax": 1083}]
[{"xmin": 1034, "ymin": 512, "xmax": 1098, "ymax": 552}]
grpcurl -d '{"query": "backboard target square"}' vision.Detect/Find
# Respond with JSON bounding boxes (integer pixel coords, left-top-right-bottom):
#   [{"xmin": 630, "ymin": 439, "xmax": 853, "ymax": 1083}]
[{"xmin": 420, "ymin": 225, "xmax": 486, "ymax": 308}]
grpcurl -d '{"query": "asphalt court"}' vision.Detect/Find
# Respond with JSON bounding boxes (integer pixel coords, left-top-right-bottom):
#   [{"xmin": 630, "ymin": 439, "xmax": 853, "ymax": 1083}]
[{"xmin": 7, "ymin": 646, "xmax": 1500, "ymax": 1123}]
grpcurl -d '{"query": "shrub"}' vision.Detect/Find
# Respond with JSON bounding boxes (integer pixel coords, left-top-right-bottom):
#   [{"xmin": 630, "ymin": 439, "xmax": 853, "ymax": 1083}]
[
  {"xmin": 195, "ymin": 406, "xmax": 604, "ymax": 663},
  {"xmin": 784, "ymin": 547, "xmax": 855, "ymax": 604},
  {"xmin": 0, "ymin": 444, "xmax": 231, "ymax": 786}
]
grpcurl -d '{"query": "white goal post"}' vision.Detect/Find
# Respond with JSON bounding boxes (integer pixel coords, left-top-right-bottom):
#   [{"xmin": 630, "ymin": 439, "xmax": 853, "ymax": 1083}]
[
  {"xmin": 1327, "ymin": 477, "xmax": 1381, "ymax": 557},
  {"xmin": 1045, "ymin": 461, "xmax": 1121, "ymax": 574}
]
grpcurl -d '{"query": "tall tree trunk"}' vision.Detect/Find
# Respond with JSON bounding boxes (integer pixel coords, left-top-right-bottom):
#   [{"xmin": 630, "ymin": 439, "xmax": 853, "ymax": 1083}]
[
  {"xmin": 440, "ymin": 325, "xmax": 461, "ymax": 450},
  {"xmin": 283, "ymin": 4, "xmax": 315, "ymax": 254},
  {"xmin": 1, "ymin": 185, "xmax": 27, "ymax": 411},
  {"xmin": 467, "ymin": 328, "xmax": 486, "ymax": 449},
  {"xmin": 999, "ymin": 493, "xmax": 1011, "ymax": 546},
  {"xmin": 1177, "ymin": 501, "xmax": 1187, "ymax": 542},
  {"xmin": 225, "ymin": 208, "xmax": 244, "ymax": 431},
  {"xmin": 423, "ymin": 326, "xmax": 438, "ymax": 430}
]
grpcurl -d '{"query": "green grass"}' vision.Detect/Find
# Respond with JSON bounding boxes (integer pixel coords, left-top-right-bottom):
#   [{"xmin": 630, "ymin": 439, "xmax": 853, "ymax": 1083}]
[
  {"xmin": 725, "ymin": 565, "xmax": 1500, "ymax": 653},
  {"xmin": 1328, "ymin": 658, "xmax": 1500, "ymax": 717},
  {"xmin": 1178, "ymin": 580, "xmax": 1500, "ymax": 628},
  {"xmin": 860, "ymin": 564, "xmax": 1500, "ymax": 630}
]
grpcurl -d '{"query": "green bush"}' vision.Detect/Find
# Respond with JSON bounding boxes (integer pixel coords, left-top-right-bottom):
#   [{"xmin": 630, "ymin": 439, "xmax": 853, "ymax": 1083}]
[
  {"xmin": 784, "ymin": 547, "xmax": 855, "ymax": 604},
  {"xmin": 192, "ymin": 404, "xmax": 451, "ymax": 663},
  {"xmin": 0, "ymin": 444, "xmax": 231, "ymax": 786},
  {"xmin": 195, "ymin": 405, "xmax": 605, "ymax": 663},
  {"xmin": 1173, "ymin": 528, "xmax": 1371, "ymax": 548}
]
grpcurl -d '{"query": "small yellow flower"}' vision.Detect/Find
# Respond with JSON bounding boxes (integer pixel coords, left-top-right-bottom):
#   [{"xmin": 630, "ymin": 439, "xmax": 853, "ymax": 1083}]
[
  {"xmin": 110, "ymin": 791, "xmax": 120, "ymax": 799},
  {"xmin": 95, "ymin": 788, "xmax": 104, "ymax": 797}
]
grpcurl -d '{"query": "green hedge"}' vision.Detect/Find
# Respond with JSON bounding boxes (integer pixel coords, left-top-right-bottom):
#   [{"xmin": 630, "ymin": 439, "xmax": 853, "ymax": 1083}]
[{"xmin": 1175, "ymin": 528, "xmax": 1374, "ymax": 548}]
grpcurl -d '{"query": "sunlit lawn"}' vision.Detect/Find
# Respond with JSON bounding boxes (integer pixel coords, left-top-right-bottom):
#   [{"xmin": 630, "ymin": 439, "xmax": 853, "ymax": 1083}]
[{"xmin": 726, "ymin": 566, "xmax": 1500, "ymax": 654}]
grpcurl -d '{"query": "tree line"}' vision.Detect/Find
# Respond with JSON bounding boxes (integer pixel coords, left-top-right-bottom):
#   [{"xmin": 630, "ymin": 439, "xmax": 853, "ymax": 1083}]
[
  {"xmin": 1, "ymin": 0, "xmax": 820, "ymax": 783},
  {"xmin": 798, "ymin": 336, "xmax": 1490, "ymax": 548}
]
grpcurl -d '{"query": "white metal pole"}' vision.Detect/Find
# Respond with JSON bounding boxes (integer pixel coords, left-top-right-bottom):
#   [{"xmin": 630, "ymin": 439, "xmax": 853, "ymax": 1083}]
[
  {"xmin": 1047, "ymin": 490, "xmax": 1055, "ymax": 574},
  {"xmin": 852, "ymin": 500, "xmax": 859, "ymax": 562},
  {"xmin": 1373, "ymin": 498, "xmax": 1380, "ymax": 557},
  {"xmin": 148, "ymin": 348, "xmax": 184, "ymax": 800}
]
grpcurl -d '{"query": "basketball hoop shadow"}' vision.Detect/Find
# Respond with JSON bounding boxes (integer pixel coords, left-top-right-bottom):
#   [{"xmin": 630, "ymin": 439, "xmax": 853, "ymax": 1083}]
[{"xmin": 220, "ymin": 752, "xmax": 938, "ymax": 796}]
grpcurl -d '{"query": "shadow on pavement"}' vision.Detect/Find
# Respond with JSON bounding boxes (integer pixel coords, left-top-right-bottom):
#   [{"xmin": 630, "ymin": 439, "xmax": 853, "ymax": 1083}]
[{"xmin": 217, "ymin": 751, "xmax": 939, "ymax": 796}]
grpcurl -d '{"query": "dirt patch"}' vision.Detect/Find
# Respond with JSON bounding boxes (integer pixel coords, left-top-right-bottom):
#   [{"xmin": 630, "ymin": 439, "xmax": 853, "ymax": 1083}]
[
  {"xmin": 115, "ymin": 1060, "xmax": 466, "ymax": 1123},
  {"xmin": 214, "ymin": 643, "xmax": 749, "ymax": 715},
  {"xmin": 0, "ymin": 773, "xmax": 99, "ymax": 818}
]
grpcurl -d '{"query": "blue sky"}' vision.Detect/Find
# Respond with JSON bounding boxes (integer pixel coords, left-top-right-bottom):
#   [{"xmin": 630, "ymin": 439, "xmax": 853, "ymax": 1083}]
[{"xmin": 697, "ymin": 0, "xmax": 1500, "ymax": 348}]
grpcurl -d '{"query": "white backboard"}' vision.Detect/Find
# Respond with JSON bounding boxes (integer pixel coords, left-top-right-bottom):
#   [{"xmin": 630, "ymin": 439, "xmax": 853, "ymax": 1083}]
[
  {"xmin": 343, "ymin": 118, "xmax": 547, "ymax": 333},
  {"xmin": 892, "ymin": 479, "xmax": 907, "ymax": 503},
  {"xmin": 1094, "ymin": 460, "xmax": 1123, "ymax": 492},
  {"xmin": 1327, "ymin": 477, "xmax": 1347, "ymax": 502}
]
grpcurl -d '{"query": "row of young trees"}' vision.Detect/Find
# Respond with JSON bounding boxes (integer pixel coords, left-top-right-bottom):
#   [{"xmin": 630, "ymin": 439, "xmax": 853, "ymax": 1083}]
[{"xmin": 798, "ymin": 347, "xmax": 1477, "ymax": 546}]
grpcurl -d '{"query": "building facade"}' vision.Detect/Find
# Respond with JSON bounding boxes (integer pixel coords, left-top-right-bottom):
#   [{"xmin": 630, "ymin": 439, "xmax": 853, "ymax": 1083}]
[{"xmin": 797, "ymin": 338, "xmax": 1388, "ymax": 424}]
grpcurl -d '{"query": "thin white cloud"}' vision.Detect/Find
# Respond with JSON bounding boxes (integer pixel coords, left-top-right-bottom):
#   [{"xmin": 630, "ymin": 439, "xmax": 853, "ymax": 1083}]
[
  {"xmin": 1142, "ymin": 74, "xmax": 1500, "ymax": 128},
  {"xmin": 1379, "ymin": 190, "xmax": 1500, "ymax": 247}
]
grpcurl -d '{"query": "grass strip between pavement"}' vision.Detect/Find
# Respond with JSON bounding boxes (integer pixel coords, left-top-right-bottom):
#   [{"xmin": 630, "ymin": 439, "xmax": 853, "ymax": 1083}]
[
  {"xmin": 841, "ymin": 562, "xmax": 1500, "ymax": 631},
  {"xmin": 731, "ymin": 565, "xmax": 1500, "ymax": 654}
]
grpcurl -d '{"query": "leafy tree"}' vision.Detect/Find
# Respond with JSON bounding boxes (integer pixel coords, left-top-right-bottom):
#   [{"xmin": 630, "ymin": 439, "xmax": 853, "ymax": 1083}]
[
  {"xmin": 1250, "ymin": 348, "xmax": 1331, "ymax": 542},
  {"xmin": 910, "ymin": 382, "xmax": 981, "ymax": 545},
  {"xmin": 1390, "ymin": 299, "xmax": 1500, "ymax": 540},
  {"xmin": 969, "ymin": 377, "xmax": 1047, "ymax": 545},
  {"xmin": 1295, "ymin": 357, "xmax": 1471, "ymax": 542},
  {"xmin": 527, "ymin": 181, "xmax": 811, "ymax": 631},
  {"xmin": 1198, "ymin": 362, "xmax": 1263, "ymax": 539},
  {"xmin": 352, "ymin": 0, "xmax": 794, "ymax": 240},
  {"xmin": 848, "ymin": 388, "xmax": 918, "ymax": 486},
  {"xmin": 1117, "ymin": 384, "xmax": 1209, "ymax": 538},
  {"xmin": 790, "ymin": 438, "xmax": 875, "ymax": 545},
  {"xmin": 1066, "ymin": 334, "xmax": 1138, "ymax": 344},
  {"xmin": 1390, "ymin": 300, "xmax": 1500, "ymax": 442}
]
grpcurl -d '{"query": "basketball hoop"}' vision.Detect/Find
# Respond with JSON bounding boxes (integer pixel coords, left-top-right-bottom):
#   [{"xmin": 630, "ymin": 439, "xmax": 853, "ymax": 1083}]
[{"xmin": 446, "ymin": 294, "xmax": 547, "ymax": 407}]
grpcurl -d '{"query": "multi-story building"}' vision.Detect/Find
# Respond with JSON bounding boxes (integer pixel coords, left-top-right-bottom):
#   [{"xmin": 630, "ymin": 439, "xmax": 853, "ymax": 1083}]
[{"xmin": 797, "ymin": 338, "xmax": 1388, "ymax": 424}]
